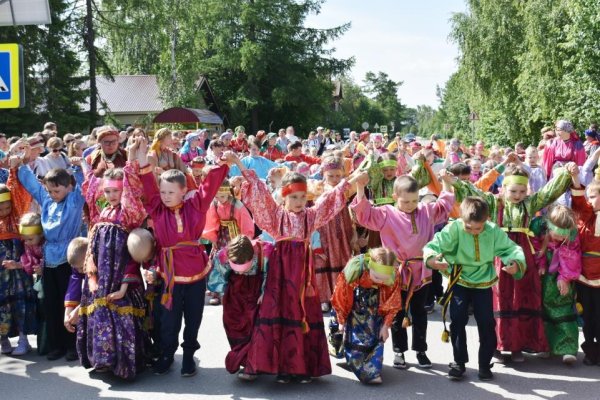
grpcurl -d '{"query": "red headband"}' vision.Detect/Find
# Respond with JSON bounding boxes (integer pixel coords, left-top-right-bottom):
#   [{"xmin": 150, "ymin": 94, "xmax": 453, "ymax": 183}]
[
  {"xmin": 229, "ymin": 258, "xmax": 254, "ymax": 273},
  {"xmin": 191, "ymin": 161, "xmax": 205, "ymax": 168},
  {"xmin": 103, "ymin": 179, "xmax": 123, "ymax": 190},
  {"xmin": 281, "ymin": 182, "xmax": 307, "ymax": 197}
]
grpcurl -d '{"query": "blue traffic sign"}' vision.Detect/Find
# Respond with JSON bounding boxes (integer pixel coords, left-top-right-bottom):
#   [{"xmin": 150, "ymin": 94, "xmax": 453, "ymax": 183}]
[{"xmin": 0, "ymin": 43, "xmax": 24, "ymax": 108}]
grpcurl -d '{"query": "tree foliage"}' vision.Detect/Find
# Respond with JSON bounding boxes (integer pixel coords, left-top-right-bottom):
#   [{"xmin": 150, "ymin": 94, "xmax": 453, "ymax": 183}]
[{"xmin": 438, "ymin": 0, "xmax": 600, "ymax": 145}]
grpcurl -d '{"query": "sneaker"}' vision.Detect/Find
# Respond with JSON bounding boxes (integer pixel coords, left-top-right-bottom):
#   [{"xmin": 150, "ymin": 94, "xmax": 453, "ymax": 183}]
[
  {"xmin": 275, "ymin": 374, "xmax": 291, "ymax": 384},
  {"xmin": 416, "ymin": 352, "xmax": 432, "ymax": 369},
  {"xmin": 562, "ymin": 354, "xmax": 576, "ymax": 365},
  {"xmin": 0, "ymin": 337, "xmax": 13, "ymax": 355},
  {"xmin": 11, "ymin": 339, "xmax": 31, "ymax": 356},
  {"xmin": 237, "ymin": 370, "xmax": 257, "ymax": 381},
  {"xmin": 448, "ymin": 362, "xmax": 466, "ymax": 380},
  {"xmin": 153, "ymin": 356, "xmax": 174, "ymax": 375},
  {"xmin": 46, "ymin": 349, "xmax": 66, "ymax": 361},
  {"xmin": 65, "ymin": 348, "xmax": 79, "ymax": 362},
  {"xmin": 296, "ymin": 375, "xmax": 312, "ymax": 384},
  {"xmin": 393, "ymin": 353, "xmax": 407, "ymax": 369},
  {"xmin": 321, "ymin": 303, "xmax": 330, "ymax": 313},
  {"xmin": 511, "ymin": 351, "xmax": 525, "ymax": 363},
  {"xmin": 492, "ymin": 350, "xmax": 506, "ymax": 363},
  {"xmin": 478, "ymin": 363, "xmax": 494, "ymax": 381},
  {"xmin": 424, "ymin": 302, "xmax": 435, "ymax": 314},
  {"xmin": 181, "ymin": 354, "xmax": 197, "ymax": 377}
]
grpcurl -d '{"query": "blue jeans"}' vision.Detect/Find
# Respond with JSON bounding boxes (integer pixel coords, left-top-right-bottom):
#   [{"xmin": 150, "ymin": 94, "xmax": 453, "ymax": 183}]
[{"xmin": 449, "ymin": 285, "xmax": 496, "ymax": 367}]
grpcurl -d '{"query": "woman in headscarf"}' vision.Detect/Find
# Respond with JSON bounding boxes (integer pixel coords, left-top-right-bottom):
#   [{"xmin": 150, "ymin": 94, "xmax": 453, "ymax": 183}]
[
  {"xmin": 542, "ymin": 120, "xmax": 586, "ymax": 179},
  {"xmin": 180, "ymin": 130, "xmax": 207, "ymax": 166},
  {"xmin": 147, "ymin": 128, "xmax": 187, "ymax": 177}
]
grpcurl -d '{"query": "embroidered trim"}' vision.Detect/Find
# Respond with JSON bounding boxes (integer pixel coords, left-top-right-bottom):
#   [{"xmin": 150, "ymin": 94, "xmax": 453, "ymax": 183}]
[
  {"xmin": 139, "ymin": 164, "xmax": 153, "ymax": 175},
  {"xmin": 79, "ymin": 297, "xmax": 146, "ymax": 317},
  {"xmin": 474, "ymin": 235, "xmax": 480, "ymax": 262},
  {"xmin": 571, "ymin": 189, "xmax": 585, "ymax": 197}
]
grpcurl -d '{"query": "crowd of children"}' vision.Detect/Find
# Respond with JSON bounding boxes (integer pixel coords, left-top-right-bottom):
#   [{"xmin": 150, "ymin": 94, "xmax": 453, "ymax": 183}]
[{"xmin": 0, "ymin": 121, "xmax": 598, "ymax": 386}]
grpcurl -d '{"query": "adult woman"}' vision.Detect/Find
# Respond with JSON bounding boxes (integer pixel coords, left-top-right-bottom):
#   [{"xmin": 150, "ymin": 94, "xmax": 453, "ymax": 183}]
[
  {"xmin": 542, "ymin": 120, "xmax": 586, "ymax": 179},
  {"xmin": 180, "ymin": 130, "xmax": 206, "ymax": 165},
  {"xmin": 147, "ymin": 128, "xmax": 187, "ymax": 176}
]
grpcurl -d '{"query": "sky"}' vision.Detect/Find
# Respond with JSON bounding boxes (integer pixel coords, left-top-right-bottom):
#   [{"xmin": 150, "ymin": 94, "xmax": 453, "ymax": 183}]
[{"xmin": 306, "ymin": 0, "xmax": 468, "ymax": 109}]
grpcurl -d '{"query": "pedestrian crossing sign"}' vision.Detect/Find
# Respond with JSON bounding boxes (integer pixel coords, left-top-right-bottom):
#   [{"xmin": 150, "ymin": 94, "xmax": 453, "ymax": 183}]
[{"xmin": 0, "ymin": 44, "xmax": 24, "ymax": 109}]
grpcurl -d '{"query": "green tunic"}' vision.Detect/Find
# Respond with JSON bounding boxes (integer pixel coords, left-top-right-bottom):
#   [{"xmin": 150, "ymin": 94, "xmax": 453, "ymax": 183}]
[
  {"xmin": 423, "ymin": 219, "xmax": 526, "ymax": 288},
  {"xmin": 452, "ymin": 170, "xmax": 572, "ymax": 228}
]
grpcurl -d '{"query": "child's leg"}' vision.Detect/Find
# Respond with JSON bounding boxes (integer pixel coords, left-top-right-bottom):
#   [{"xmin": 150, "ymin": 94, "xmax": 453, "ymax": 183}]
[
  {"xmin": 44, "ymin": 264, "xmax": 75, "ymax": 355},
  {"xmin": 160, "ymin": 284, "xmax": 185, "ymax": 360},
  {"xmin": 391, "ymin": 290, "xmax": 409, "ymax": 354},
  {"xmin": 410, "ymin": 286, "xmax": 429, "ymax": 353},
  {"xmin": 471, "ymin": 287, "xmax": 496, "ymax": 368},
  {"xmin": 576, "ymin": 283, "xmax": 598, "ymax": 361},
  {"xmin": 181, "ymin": 279, "xmax": 206, "ymax": 356},
  {"xmin": 449, "ymin": 285, "xmax": 470, "ymax": 364}
]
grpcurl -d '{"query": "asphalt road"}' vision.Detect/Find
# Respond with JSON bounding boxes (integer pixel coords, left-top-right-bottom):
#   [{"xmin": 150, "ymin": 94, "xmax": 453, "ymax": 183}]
[{"xmin": 1, "ymin": 303, "xmax": 598, "ymax": 400}]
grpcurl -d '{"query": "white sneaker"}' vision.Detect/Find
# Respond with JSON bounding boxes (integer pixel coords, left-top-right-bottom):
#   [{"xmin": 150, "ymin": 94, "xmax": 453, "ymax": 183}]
[
  {"xmin": 562, "ymin": 354, "xmax": 576, "ymax": 365},
  {"xmin": 11, "ymin": 337, "xmax": 31, "ymax": 356},
  {"xmin": 0, "ymin": 337, "xmax": 12, "ymax": 355},
  {"xmin": 393, "ymin": 353, "xmax": 407, "ymax": 369}
]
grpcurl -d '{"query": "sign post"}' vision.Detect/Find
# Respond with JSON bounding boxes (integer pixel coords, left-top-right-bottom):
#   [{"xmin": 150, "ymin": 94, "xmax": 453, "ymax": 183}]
[{"xmin": 0, "ymin": 44, "xmax": 24, "ymax": 109}]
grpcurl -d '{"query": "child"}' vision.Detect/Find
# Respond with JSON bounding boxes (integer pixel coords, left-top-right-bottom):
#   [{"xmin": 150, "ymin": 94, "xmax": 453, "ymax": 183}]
[
  {"xmin": 63, "ymin": 237, "xmax": 87, "ymax": 335},
  {"xmin": 351, "ymin": 171, "xmax": 454, "ymax": 369},
  {"xmin": 134, "ymin": 137, "xmax": 229, "ymax": 377},
  {"xmin": 18, "ymin": 151, "xmax": 85, "ymax": 362},
  {"xmin": 571, "ymin": 176, "xmax": 600, "ymax": 365},
  {"xmin": 18, "ymin": 212, "xmax": 45, "ymax": 355},
  {"xmin": 532, "ymin": 205, "xmax": 581, "ymax": 364},
  {"xmin": 212, "ymin": 235, "xmax": 271, "ymax": 379},
  {"xmin": 186, "ymin": 156, "xmax": 206, "ymax": 192},
  {"xmin": 524, "ymin": 146, "xmax": 547, "ymax": 194},
  {"xmin": 447, "ymin": 162, "xmax": 578, "ymax": 362},
  {"xmin": 314, "ymin": 155, "xmax": 356, "ymax": 312},
  {"xmin": 424, "ymin": 197, "xmax": 526, "ymax": 381},
  {"xmin": 203, "ymin": 179, "xmax": 254, "ymax": 305},
  {"xmin": 77, "ymin": 141, "xmax": 148, "ymax": 379},
  {"xmin": 331, "ymin": 247, "xmax": 402, "ymax": 384},
  {"xmin": 231, "ymin": 152, "xmax": 360, "ymax": 383},
  {"xmin": 0, "ymin": 166, "xmax": 35, "ymax": 356}
]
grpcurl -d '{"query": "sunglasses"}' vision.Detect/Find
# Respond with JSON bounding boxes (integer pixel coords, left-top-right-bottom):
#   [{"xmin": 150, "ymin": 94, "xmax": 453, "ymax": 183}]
[{"xmin": 52, "ymin": 148, "xmax": 61, "ymax": 153}]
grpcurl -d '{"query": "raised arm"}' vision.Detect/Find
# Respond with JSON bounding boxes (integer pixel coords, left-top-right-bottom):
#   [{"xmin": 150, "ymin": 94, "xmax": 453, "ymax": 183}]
[
  {"xmin": 193, "ymin": 164, "xmax": 229, "ymax": 212},
  {"xmin": 7, "ymin": 166, "xmax": 32, "ymax": 218},
  {"xmin": 528, "ymin": 168, "xmax": 573, "ymax": 214},
  {"xmin": 311, "ymin": 177, "xmax": 351, "ymax": 231},
  {"xmin": 120, "ymin": 161, "xmax": 148, "ymax": 230},
  {"xmin": 17, "ymin": 164, "xmax": 48, "ymax": 206}
]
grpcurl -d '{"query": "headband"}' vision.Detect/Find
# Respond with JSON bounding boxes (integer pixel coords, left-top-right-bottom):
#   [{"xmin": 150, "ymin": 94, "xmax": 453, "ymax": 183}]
[
  {"xmin": 191, "ymin": 161, "xmax": 206, "ymax": 168},
  {"xmin": 378, "ymin": 160, "xmax": 398, "ymax": 169},
  {"xmin": 218, "ymin": 187, "xmax": 232, "ymax": 195},
  {"xmin": 281, "ymin": 182, "xmax": 307, "ymax": 197},
  {"xmin": 322, "ymin": 161, "xmax": 343, "ymax": 172},
  {"xmin": 368, "ymin": 259, "xmax": 396, "ymax": 285},
  {"xmin": 0, "ymin": 192, "xmax": 11, "ymax": 202},
  {"xmin": 229, "ymin": 258, "xmax": 254, "ymax": 273},
  {"xmin": 503, "ymin": 175, "xmax": 529, "ymax": 187},
  {"xmin": 19, "ymin": 225, "xmax": 43, "ymax": 235},
  {"xmin": 103, "ymin": 179, "xmax": 124, "ymax": 190},
  {"xmin": 547, "ymin": 221, "xmax": 571, "ymax": 237}
]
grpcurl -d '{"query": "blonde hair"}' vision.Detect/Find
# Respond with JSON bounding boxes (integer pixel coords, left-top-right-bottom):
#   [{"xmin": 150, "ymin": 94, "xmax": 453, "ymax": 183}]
[
  {"xmin": 47, "ymin": 137, "xmax": 63, "ymax": 150},
  {"xmin": 103, "ymin": 168, "xmax": 124, "ymax": 180},
  {"xmin": 127, "ymin": 228, "xmax": 155, "ymax": 263},
  {"xmin": 151, "ymin": 128, "xmax": 172, "ymax": 155},
  {"xmin": 68, "ymin": 140, "xmax": 84, "ymax": 157},
  {"xmin": 547, "ymin": 205, "xmax": 576, "ymax": 230},
  {"xmin": 67, "ymin": 237, "xmax": 88, "ymax": 271},
  {"xmin": 20, "ymin": 212, "xmax": 41, "ymax": 227}
]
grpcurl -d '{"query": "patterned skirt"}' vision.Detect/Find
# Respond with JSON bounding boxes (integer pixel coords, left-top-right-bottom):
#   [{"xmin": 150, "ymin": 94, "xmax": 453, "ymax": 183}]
[
  {"xmin": 245, "ymin": 240, "xmax": 331, "ymax": 377},
  {"xmin": 76, "ymin": 224, "xmax": 147, "ymax": 380},
  {"xmin": 494, "ymin": 232, "xmax": 549, "ymax": 352},
  {"xmin": 0, "ymin": 239, "xmax": 35, "ymax": 337},
  {"xmin": 542, "ymin": 273, "xmax": 578, "ymax": 355},
  {"xmin": 345, "ymin": 286, "xmax": 384, "ymax": 383}
]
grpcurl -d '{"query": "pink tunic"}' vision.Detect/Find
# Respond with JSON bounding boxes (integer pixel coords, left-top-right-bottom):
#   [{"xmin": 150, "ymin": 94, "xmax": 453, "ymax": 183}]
[
  {"xmin": 351, "ymin": 191, "xmax": 454, "ymax": 290},
  {"xmin": 21, "ymin": 243, "xmax": 43, "ymax": 275}
]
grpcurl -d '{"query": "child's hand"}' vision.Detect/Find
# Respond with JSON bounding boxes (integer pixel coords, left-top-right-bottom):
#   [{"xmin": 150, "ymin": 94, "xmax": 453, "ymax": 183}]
[
  {"xmin": 107, "ymin": 289, "xmax": 126, "ymax": 302},
  {"xmin": 565, "ymin": 162, "xmax": 578, "ymax": 176},
  {"xmin": 502, "ymin": 261, "xmax": 519, "ymax": 275},
  {"xmin": 64, "ymin": 308, "xmax": 76, "ymax": 333},
  {"xmin": 350, "ymin": 171, "xmax": 369, "ymax": 187},
  {"xmin": 8, "ymin": 155, "xmax": 21, "ymax": 169},
  {"xmin": 379, "ymin": 325, "xmax": 390, "ymax": 342},
  {"xmin": 427, "ymin": 254, "xmax": 449, "ymax": 271},
  {"xmin": 69, "ymin": 157, "xmax": 82, "ymax": 166},
  {"xmin": 538, "ymin": 267, "xmax": 546, "ymax": 276},
  {"xmin": 257, "ymin": 294, "xmax": 264, "ymax": 305},
  {"xmin": 68, "ymin": 307, "xmax": 80, "ymax": 326},
  {"xmin": 33, "ymin": 265, "xmax": 43, "ymax": 275},
  {"xmin": 143, "ymin": 270, "xmax": 156, "ymax": 285},
  {"xmin": 557, "ymin": 279, "xmax": 570, "ymax": 296},
  {"xmin": 438, "ymin": 169, "xmax": 456, "ymax": 184},
  {"xmin": 2, "ymin": 260, "xmax": 22, "ymax": 270},
  {"xmin": 220, "ymin": 151, "xmax": 240, "ymax": 166}
]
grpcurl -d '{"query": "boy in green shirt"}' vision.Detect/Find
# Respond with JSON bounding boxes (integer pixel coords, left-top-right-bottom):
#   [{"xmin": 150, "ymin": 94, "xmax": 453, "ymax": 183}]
[{"xmin": 424, "ymin": 197, "xmax": 525, "ymax": 381}]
